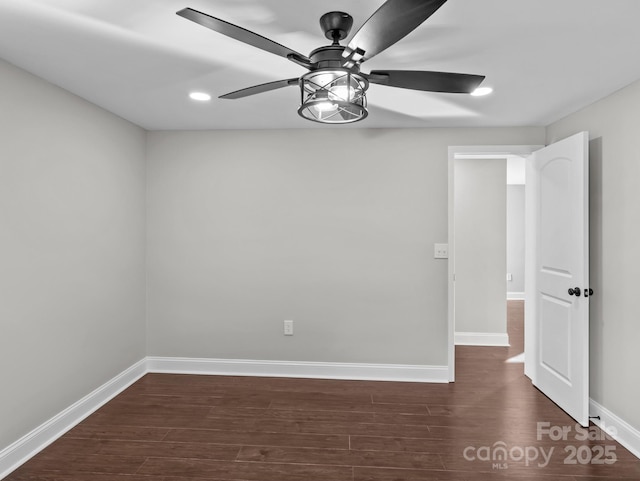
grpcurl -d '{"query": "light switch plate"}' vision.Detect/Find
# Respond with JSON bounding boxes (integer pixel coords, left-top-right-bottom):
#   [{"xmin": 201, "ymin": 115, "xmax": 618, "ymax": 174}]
[{"xmin": 434, "ymin": 243, "xmax": 449, "ymax": 259}]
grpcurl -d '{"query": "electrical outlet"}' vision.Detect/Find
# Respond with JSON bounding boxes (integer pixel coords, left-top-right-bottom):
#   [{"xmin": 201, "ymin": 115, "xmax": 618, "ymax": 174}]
[
  {"xmin": 434, "ymin": 243, "xmax": 449, "ymax": 259},
  {"xmin": 284, "ymin": 320, "xmax": 294, "ymax": 336}
]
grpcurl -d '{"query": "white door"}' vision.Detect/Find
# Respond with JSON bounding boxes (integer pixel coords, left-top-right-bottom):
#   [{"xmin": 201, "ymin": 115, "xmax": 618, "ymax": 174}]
[{"xmin": 524, "ymin": 131, "xmax": 589, "ymax": 427}]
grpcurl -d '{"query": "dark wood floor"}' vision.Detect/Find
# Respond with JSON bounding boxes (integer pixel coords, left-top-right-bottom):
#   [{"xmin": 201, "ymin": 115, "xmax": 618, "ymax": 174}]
[{"xmin": 6, "ymin": 301, "xmax": 640, "ymax": 480}]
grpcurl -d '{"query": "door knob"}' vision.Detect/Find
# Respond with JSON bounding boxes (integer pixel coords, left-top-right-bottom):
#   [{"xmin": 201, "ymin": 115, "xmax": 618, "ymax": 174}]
[{"xmin": 568, "ymin": 287, "xmax": 581, "ymax": 296}]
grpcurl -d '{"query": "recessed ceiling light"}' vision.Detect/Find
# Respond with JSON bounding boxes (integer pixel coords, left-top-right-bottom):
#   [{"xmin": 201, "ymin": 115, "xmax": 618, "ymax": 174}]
[
  {"xmin": 189, "ymin": 92, "xmax": 211, "ymax": 101},
  {"xmin": 471, "ymin": 87, "xmax": 493, "ymax": 97}
]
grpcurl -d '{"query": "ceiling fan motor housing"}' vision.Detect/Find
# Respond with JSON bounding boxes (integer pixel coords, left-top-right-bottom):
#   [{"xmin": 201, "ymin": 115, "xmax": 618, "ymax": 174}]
[{"xmin": 309, "ymin": 45, "xmax": 358, "ymax": 72}]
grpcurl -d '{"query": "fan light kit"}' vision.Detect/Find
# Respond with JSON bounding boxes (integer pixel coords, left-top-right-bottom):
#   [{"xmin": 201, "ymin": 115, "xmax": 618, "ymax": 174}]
[
  {"xmin": 177, "ymin": 0, "xmax": 486, "ymax": 124},
  {"xmin": 298, "ymin": 69, "xmax": 368, "ymax": 124}
]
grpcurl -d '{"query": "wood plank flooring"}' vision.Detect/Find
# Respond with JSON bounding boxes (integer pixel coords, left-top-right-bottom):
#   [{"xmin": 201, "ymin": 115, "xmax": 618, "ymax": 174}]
[{"xmin": 6, "ymin": 301, "xmax": 640, "ymax": 480}]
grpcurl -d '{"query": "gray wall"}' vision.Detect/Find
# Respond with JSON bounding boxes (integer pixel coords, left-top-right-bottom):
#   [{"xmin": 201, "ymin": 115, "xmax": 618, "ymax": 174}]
[
  {"xmin": 0, "ymin": 59, "xmax": 147, "ymax": 450},
  {"xmin": 507, "ymin": 185, "xmax": 525, "ymax": 294},
  {"xmin": 146, "ymin": 128, "xmax": 543, "ymax": 366},
  {"xmin": 454, "ymin": 158, "xmax": 507, "ymax": 334},
  {"xmin": 547, "ymin": 79, "xmax": 640, "ymax": 433}
]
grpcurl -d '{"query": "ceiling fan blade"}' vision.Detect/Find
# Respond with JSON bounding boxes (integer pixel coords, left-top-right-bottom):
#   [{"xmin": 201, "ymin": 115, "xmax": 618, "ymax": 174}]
[
  {"xmin": 344, "ymin": 0, "xmax": 448, "ymax": 65},
  {"xmin": 177, "ymin": 8, "xmax": 311, "ymax": 67},
  {"xmin": 219, "ymin": 78, "xmax": 299, "ymax": 100},
  {"xmin": 367, "ymin": 70, "xmax": 485, "ymax": 93}
]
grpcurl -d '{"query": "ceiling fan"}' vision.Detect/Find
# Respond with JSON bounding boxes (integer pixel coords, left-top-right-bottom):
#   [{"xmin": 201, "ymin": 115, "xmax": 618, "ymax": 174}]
[{"xmin": 177, "ymin": 0, "xmax": 485, "ymax": 124}]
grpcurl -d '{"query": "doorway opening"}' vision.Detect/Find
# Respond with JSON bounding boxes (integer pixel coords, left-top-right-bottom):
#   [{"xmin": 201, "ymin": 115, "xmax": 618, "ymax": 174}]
[{"xmin": 447, "ymin": 145, "xmax": 543, "ymax": 381}]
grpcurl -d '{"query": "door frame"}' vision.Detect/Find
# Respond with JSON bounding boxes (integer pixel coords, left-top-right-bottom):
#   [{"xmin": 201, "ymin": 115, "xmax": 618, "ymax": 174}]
[{"xmin": 447, "ymin": 145, "xmax": 543, "ymax": 381}]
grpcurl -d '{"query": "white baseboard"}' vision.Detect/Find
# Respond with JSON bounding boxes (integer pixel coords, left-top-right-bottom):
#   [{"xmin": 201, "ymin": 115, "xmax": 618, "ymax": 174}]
[
  {"xmin": 590, "ymin": 398, "xmax": 640, "ymax": 460},
  {"xmin": 147, "ymin": 357, "xmax": 449, "ymax": 383},
  {"xmin": 507, "ymin": 291, "xmax": 525, "ymax": 300},
  {"xmin": 0, "ymin": 359, "xmax": 147, "ymax": 480},
  {"xmin": 455, "ymin": 332, "xmax": 510, "ymax": 346}
]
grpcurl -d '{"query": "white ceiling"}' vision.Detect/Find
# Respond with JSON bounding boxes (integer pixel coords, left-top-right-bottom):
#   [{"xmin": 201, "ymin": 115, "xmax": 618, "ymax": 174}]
[{"xmin": 1, "ymin": 0, "xmax": 639, "ymax": 130}]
